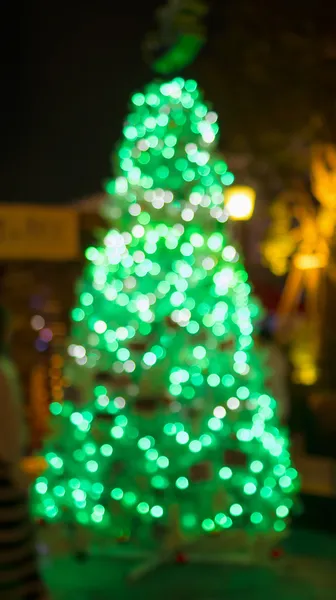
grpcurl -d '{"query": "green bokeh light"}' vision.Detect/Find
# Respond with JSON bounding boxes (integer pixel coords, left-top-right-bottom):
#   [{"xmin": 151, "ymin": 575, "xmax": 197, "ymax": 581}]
[{"xmin": 33, "ymin": 75, "xmax": 298, "ymax": 539}]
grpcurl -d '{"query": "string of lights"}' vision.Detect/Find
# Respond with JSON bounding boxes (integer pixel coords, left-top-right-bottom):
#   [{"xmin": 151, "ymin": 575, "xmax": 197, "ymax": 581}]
[{"xmin": 33, "ymin": 77, "xmax": 298, "ymax": 545}]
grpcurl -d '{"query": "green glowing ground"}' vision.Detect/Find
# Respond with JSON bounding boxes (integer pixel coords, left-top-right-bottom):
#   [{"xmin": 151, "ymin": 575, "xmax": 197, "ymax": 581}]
[{"xmin": 42, "ymin": 530, "xmax": 336, "ymax": 600}]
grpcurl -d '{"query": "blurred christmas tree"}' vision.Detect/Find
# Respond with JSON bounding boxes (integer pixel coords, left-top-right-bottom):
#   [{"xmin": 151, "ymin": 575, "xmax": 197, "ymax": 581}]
[{"xmin": 33, "ymin": 77, "xmax": 299, "ymax": 552}]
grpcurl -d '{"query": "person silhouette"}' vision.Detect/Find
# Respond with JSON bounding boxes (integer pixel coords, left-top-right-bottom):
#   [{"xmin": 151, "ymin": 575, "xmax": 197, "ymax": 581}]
[{"xmin": 0, "ymin": 306, "xmax": 49, "ymax": 599}]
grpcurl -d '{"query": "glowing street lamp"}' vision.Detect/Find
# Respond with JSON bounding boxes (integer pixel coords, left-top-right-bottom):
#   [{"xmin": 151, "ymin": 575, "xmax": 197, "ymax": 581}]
[{"xmin": 225, "ymin": 186, "xmax": 256, "ymax": 221}]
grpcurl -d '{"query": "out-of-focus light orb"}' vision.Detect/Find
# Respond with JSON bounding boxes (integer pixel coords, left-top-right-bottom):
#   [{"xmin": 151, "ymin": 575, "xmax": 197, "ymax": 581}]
[
  {"xmin": 31, "ymin": 315, "xmax": 45, "ymax": 331},
  {"xmin": 225, "ymin": 186, "xmax": 255, "ymax": 220}
]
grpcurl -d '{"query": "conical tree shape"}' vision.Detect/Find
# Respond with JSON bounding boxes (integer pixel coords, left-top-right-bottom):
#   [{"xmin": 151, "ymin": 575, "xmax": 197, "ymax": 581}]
[{"xmin": 33, "ymin": 77, "xmax": 298, "ymax": 548}]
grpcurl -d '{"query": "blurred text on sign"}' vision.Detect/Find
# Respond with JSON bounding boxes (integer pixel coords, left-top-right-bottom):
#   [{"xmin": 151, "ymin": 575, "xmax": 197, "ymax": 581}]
[{"xmin": 0, "ymin": 205, "xmax": 79, "ymax": 260}]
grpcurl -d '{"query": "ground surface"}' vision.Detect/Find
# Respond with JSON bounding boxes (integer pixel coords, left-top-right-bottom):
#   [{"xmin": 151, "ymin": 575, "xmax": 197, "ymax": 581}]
[{"xmin": 42, "ymin": 529, "xmax": 336, "ymax": 600}]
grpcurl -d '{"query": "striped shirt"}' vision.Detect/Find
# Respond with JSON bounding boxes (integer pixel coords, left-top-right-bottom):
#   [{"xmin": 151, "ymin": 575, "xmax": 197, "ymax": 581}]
[{"xmin": 0, "ymin": 357, "xmax": 46, "ymax": 599}]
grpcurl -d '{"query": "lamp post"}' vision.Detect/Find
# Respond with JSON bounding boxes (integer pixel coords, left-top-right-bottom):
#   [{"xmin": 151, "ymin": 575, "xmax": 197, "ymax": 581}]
[{"xmin": 224, "ymin": 186, "xmax": 256, "ymax": 259}]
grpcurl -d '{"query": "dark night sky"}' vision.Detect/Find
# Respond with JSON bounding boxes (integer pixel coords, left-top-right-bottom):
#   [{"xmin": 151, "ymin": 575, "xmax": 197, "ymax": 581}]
[
  {"xmin": 0, "ymin": 0, "xmax": 163, "ymax": 205},
  {"xmin": 1, "ymin": 1, "xmax": 335, "ymax": 206}
]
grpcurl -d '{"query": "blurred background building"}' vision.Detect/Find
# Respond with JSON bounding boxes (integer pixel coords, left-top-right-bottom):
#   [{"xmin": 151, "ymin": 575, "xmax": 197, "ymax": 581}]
[{"xmin": 0, "ymin": 197, "xmax": 105, "ymax": 448}]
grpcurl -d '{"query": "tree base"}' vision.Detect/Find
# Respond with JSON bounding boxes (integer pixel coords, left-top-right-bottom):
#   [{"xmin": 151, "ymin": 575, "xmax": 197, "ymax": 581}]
[{"xmin": 37, "ymin": 522, "xmax": 287, "ymax": 581}]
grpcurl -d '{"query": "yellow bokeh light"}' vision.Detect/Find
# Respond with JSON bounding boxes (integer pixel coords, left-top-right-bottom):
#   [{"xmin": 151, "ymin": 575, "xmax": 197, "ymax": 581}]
[
  {"xmin": 225, "ymin": 186, "xmax": 256, "ymax": 221},
  {"xmin": 294, "ymin": 253, "xmax": 327, "ymax": 270}
]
